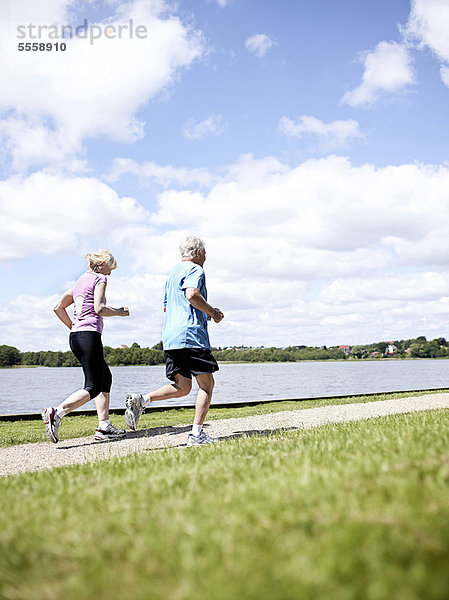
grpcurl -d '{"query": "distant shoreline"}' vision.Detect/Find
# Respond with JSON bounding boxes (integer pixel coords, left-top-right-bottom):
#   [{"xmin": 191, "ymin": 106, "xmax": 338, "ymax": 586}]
[
  {"xmin": 4, "ymin": 356, "xmax": 449, "ymax": 369},
  {"xmin": 0, "ymin": 365, "xmax": 39, "ymax": 369}
]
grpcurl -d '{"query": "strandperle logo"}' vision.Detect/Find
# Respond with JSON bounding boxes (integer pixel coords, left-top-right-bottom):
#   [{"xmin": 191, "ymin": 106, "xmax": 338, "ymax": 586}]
[{"xmin": 16, "ymin": 19, "xmax": 148, "ymax": 45}]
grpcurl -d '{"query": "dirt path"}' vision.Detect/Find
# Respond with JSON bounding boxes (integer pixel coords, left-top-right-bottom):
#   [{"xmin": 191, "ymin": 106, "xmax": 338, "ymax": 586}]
[{"xmin": 1, "ymin": 393, "xmax": 448, "ymax": 477}]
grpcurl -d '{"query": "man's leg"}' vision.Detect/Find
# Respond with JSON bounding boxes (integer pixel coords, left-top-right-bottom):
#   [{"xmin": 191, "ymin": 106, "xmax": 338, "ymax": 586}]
[
  {"xmin": 193, "ymin": 373, "xmax": 215, "ymax": 426},
  {"xmin": 186, "ymin": 373, "xmax": 216, "ymax": 446},
  {"xmin": 144, "ymin": 373, "xmax": 192, "ymax": 403},
  {"xmin": 125, "ymin": 374, "xmax": 192, "ymax": 430}
]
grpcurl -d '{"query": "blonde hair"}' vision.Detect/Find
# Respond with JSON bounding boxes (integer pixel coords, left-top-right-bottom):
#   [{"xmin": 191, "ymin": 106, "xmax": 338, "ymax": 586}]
[{"xmin": 85, "ymin": 250, "xmax": 117, "ymax": 272}]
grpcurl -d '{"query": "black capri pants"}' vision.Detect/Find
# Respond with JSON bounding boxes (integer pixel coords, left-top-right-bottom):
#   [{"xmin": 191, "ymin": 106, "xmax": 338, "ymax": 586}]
[{"xmin": 69, "ymin": 331, "xmax": 112, "ymax": 399}]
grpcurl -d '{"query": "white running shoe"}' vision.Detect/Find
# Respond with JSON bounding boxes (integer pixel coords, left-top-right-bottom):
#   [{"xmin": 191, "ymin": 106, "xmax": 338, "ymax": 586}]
[
  {"xmin": 94, "ymin": 422, "xmax": 126, "ymax": 441},
  {"xmin": 41, "ymin": 407, "xmax": 61, "ymax": 443},
  {"xmin": 125, "ymin": 393, "xmax": 145, "ymax": 431},
  {"xmin": 187, "ymin": 430, "xmax": 217, "ymax": 447}
]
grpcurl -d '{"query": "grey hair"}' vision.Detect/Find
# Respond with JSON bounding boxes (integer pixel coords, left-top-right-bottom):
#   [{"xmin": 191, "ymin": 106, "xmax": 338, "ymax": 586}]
[{"xmin": 179, "ymin": 235, "xmax": 205, "ymax": 259}]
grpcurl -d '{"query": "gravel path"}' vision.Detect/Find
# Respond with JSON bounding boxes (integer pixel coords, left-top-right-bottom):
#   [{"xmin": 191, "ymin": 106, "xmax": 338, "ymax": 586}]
[{"xmin": 1, "ymin": 393, "xmax": 448, "ymax": 477}]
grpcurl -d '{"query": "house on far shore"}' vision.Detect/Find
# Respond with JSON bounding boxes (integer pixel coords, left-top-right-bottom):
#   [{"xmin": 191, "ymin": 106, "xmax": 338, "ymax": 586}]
[
  {"xmin": 339, "ymin": 345, "xmax": 351, "ymax": 355},
  {"xmin": 369, "ymin": 351, "xmax": 381, "ymax": 358},
  {"xmin": 384, "ymin": 342, "xmax": 397, "ymax": 356}
]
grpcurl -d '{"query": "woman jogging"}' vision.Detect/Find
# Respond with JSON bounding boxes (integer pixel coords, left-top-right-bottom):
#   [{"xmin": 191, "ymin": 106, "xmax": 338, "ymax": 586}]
[{"xmin": 41, "ymin": 250, "xmax": 129, "ymax": 443}]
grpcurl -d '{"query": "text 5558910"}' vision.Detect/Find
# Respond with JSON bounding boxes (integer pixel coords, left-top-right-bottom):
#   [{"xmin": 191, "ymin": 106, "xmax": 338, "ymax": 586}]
[{"xmin": 18, "ymin": 42, "xmax": 67, "ymax": 52}]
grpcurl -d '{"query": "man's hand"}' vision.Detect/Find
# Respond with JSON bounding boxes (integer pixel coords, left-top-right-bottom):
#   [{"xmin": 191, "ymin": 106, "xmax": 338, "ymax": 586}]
[
  {"xmin": 211, "ymin": 308, "xmax": 224, "ymax": 323},
  {"xmin": 186, "ymin": 288, "xmax": 224, "ymax": 323}
]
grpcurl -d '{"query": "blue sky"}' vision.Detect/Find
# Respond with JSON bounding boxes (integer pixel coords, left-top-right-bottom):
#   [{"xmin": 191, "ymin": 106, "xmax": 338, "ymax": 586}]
[{"xmin": 1, "ymin": 0, "xmax": 449, "ymax": 351}]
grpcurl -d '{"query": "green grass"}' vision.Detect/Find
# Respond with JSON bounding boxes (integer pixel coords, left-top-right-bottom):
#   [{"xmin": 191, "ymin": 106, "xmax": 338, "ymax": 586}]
[
  {"xmin": 0, "ymin": 409, "xmax": 448, "ymax": 600},
  {"xmin": 1, "ymin": 389, "xmax": 448, "ymax": 447}
]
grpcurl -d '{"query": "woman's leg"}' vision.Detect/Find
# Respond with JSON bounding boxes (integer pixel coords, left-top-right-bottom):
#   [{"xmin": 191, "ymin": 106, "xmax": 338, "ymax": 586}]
[
  {"xmin": 94, "ymin": 358, "xmax": 112, "ymax": 422},
  {"xmin": 56, "ymin": 332, "xmax": 95, "ymax": 415},
  {"xmin": 95, "ymin": 392, "xmax": 109, "ymax": 422},
  {"xmin": 60, "ymin": 332, "xmax": 109, "ymax": 417},
  {"xmin": 58, "ymin": 389, "xmax": 91, "ymax": 415},
  {"xmin": 42, "ymin": 332, "xmax": 92, "ymax": 443}
]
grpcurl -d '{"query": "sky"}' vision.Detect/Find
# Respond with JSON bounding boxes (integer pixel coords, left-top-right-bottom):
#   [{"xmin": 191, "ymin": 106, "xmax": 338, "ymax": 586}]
[{"xmin": 1, "ymin": 0, "xmax": 449, "ymax": 351}]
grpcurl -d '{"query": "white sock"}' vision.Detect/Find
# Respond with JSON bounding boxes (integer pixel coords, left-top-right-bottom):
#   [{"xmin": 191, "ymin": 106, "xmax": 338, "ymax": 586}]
[
  {"xmin": 192, "ymin": 424, "xmax": 202, "ymax": 437},
  {"xmin": 142, "ymin": 394, "xmax": 151, "ymax": 406},
  {"xmin": 99, "ymin": 420, "xmax": 110, "ymax": 429},
  {"xmin": 56, "ymin": 405, "xmax": 66, "ymax": 418}
]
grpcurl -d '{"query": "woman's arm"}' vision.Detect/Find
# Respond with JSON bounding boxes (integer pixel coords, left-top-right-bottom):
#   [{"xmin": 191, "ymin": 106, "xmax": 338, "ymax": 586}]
[
  {"xmin": 53, "ymin": 290, "xmax": 74, "ymax": 329},
  {"xmin": 94, "ymin": 282, "xmax": 129, "ymax": 317}
]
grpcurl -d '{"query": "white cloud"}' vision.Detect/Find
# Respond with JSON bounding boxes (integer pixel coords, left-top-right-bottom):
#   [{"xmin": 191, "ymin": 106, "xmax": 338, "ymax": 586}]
[
  {"xmin": 106, "ymin": 157, "xmax": 219, "ymax": 187},
  {"xmin": 405, "ymin": 0, "xmax": 449, "ymax": 88},
  {"xmin": 441, "ymin": 66, "xmax": 449, "ymax": 87},
  {"xmin": 6, "ymin": 0, "xmax": 73, "ymax": 24},
  {"xmin": 342, "ymin": 0, "xmax": 449, "ymax": 106},
  {"xmin": 0, "ymin": 116, "xmax": 87, "ymax": 172},
  {"xmin": 4, "ymin": 155, "xmax": 449, "ymax": 348},
  {"xmin": 148, "ymin": 155, "xmax": 443, "ymax": 253},
  {"xmin": 245, "ymin": 33, "xmax": 275, "ymax": 58},
  {"xmin": 224, "ymin": 153, "xmax": 288, "ymax": 186},
  {"xmin": 324, "ymin": 272, "xmax": 449, "ymax": 304},
  {"xmin": 107, "ymin": 153, "xmax": 289, "ymax": 190},
  {"xmin": 142, "ymin": 155, "xmax": 449, "ymax": 345},
  {"xmin": 0, "ymin": 0, "xmax": 205, "ymax": 170},
  {"xmin": 0, "ymin": 172, "xmax": 146, "ymax": 262},
  {"xmin": 278, "ymin": 115, "xmax": 364, "ymax": 149},
  {"xmin": 182, "ymin": 115, "xmax": 227, "ymax": 140},
  {"xmin": 342, "ymin": 41, "xmax": 415, "ymax": 106}
]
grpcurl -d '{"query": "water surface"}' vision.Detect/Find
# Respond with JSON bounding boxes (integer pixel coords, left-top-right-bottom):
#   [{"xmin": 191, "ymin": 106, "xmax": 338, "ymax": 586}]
[{"xmin": 1, "ymin": 359, "xmax": 448, "ymax": 415}]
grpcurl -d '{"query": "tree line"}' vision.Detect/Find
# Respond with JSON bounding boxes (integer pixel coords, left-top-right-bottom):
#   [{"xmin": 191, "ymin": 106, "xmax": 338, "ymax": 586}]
[
  {"xmin": 1, "ymin": 336, "xmax": 448, "ymax": 368},
  {"xmin": 0, "ymin": 343, "xmax": 164, "ymax": 368},
  {"xmin": 213, "ymin": 346, "xmax": 346, "ymax": 362}
]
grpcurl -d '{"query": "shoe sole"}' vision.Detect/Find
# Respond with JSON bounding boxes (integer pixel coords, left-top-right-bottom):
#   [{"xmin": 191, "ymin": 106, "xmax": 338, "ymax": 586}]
[
  {"xmin": 124, "ymin": 408, "xmax": 137, "ymax": 431},
  {"xmin": 125, "ymin": 394, "xmax": 142, "ymax": 430},
  {"xmin": 187, "ymin": 439, "xmax": 216, "ymax": 447},
  {"xmin": 187, "ymin": 442, "xmax": 213, "ymax": 446},
  {"xmin": 94, "ymin": 432, "xmax": 126, "ymax": 442},
  {"xmin": 41, "ymin": 409, "xmax": 58, "ymax": 443}
]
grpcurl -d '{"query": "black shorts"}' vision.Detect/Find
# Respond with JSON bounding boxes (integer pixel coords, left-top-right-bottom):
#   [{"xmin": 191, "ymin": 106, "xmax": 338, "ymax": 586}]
[
  {"xmin": 69, "ymin": 331, "xmax": 112, "ymax": 398},
  {"xmin": 164, "ymin": 348, "xmax": 219, "ymax": 381}
]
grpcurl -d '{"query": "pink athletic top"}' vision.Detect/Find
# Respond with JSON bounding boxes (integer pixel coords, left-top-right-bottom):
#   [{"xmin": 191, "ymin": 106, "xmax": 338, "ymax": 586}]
[{"xmin": 71, "ymin": 272, "xmax": 107, "ymax": 333}]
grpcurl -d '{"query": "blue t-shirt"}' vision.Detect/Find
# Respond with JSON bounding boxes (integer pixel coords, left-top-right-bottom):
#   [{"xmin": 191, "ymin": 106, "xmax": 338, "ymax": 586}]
[{"xmin": 162, "ymin": 262, "xmax": 210, "ymax": 350}]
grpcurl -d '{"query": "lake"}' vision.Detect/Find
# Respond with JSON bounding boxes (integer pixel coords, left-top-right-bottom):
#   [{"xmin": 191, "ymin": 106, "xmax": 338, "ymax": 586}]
[{"xmin": 0, "ymin": 359, "xmax": 448, "ymax": 415}]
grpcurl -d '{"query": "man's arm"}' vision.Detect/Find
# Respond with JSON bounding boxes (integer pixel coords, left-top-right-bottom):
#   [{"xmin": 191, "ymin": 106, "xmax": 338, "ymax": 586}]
[{"xmin": 185, "ymin": 288, "xmax": 224, "ymax": 323}]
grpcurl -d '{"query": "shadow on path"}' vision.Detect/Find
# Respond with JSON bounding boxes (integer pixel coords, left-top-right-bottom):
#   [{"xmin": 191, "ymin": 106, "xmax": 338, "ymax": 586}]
[
  {"xmin": 57, "ymin": 425, "xmax": 298, "ymax": 452},
  {"xmin": 144, "ymin": 426, "xmax": 301, "ymax": 451},
  {"xmin": 216, "ymin": 426, "xmax": 299, "ymax": 442},
  {"xmin": 57, "ymin": 424, "xmax": 194, "ymax": 450}
]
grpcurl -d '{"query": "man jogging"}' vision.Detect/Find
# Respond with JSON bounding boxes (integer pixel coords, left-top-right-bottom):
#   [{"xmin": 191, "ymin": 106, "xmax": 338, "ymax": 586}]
[{"xmin": 125, "ymin": 235, "xmax": 224, "ymax": 445}]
